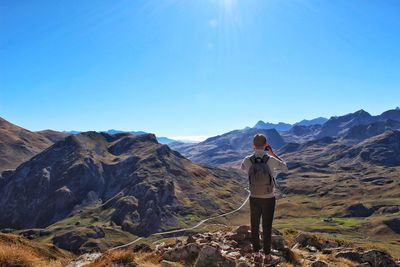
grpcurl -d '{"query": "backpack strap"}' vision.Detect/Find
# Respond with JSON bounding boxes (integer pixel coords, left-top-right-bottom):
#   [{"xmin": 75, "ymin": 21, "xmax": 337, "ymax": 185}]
[
  {"xmin": 262, "ymin": 154, "xmax": 270, "ymax": 163},
  {"xmin": 249, "ymin": 155, "xmax": 256, "ymax": 164},
  {"xmin": 262, "ymin": 154, "xmax": 276, "ymax": 186}
]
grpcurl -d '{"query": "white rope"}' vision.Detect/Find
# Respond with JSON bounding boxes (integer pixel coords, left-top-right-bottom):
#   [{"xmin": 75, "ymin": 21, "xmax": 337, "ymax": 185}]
[{"xmin": 108, "ymin": 190, "xmax": 250, "ymax": 251}]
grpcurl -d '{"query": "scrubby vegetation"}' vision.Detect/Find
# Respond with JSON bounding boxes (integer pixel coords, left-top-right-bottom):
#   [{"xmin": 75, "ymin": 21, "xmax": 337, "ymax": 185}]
[{"xmin": 0, "ymin": 233, "xmax": 71, "ymax": 267}]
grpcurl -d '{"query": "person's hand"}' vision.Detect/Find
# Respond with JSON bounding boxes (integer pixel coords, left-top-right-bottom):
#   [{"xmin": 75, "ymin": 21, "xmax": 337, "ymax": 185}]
[{"xmin": 265, "ymin": 144, "xmax": 273, "ymax": 154}]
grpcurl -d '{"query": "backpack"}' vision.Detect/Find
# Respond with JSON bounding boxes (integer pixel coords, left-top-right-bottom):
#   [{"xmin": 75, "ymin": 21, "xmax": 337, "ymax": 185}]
[{"xmin": 248, "ymin": 154, "xmax": 275, "ymax": 196}]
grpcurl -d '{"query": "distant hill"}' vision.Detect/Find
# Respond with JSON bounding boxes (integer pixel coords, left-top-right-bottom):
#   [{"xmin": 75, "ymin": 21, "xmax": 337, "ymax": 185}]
[
  {"xmin": 36, "ymin": 129, "xmax": 69, "ymax": 143},
  {"xmin": 0, "ymin": 132, "xmax": 246, "ymax": 238},
  {"xmin": 64, "ymin": 129, "xmax": 177, "ymax": 144},
  {"xmin": 0, "ymin": 117, "xmax": 54, "ymax": 172},
  {"xmin": 253, "ymin": 121, "xmax": 292, "ymax": 131},
  {"xmin": 253, "ymin": 117, "xmax": 328, "ymax": 131},
  {"xmin": 294, "ymin": 117, "xmax": 328, "ymax": 126}
]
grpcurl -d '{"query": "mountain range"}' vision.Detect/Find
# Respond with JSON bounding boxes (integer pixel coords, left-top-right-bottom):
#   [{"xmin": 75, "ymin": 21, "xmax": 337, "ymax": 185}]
[
  {"xmin": 170, "ymin": 108, "xmax": 400, "ymax": 167},
  {"xmin": 0, "ymin": 108, "xmax": 399, "ymax": 259},
  {"xmin": 254, "ymin": 117, "xmax": 328, "ymax": 131}
]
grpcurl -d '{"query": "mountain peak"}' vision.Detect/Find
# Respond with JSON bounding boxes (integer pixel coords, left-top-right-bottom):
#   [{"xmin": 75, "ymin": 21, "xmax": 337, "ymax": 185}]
[{"xmin": 354, "ymin": 109, "xmax": 371, "ymax": 116}]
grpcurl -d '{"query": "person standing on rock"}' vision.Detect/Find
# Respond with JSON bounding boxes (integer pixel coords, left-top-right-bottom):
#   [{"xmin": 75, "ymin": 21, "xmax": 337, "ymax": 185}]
[{"xmin": 241, "ymin": 134, "xmax": 288, "ymax": 264}]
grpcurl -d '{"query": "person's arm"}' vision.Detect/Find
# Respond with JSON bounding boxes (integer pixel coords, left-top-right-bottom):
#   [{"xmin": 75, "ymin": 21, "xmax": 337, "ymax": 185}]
[
  {"xmin": 266, "ymin": 145, "xmax": 283, "ymax": 161},
  {"xmin": 265, "ymin": 145, "xmax": 287, "ymax": 171},
  {"xmin": 240, "ymin": 157, "xmax": 251, "ymax": 173}
]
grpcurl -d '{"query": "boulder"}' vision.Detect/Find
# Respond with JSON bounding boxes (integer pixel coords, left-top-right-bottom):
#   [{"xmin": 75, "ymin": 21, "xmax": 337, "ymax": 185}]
[
  {"xmin": 271, "ymin": 235, "xmax": 285, "ymax": 250},
  {"xmin": 160, "ymin": 260, "xmax": 182, "ymax": 267},
  {"xmin": 311, "ymin": 260, "xmax": 328, "ymax": 267},
  {"xmin": 194, "ymin": 245, "xmax": 235, "ymax": 267},
  {"xmin": 234, "ymin": 225, "xmax": 251, "ymax": 238},
  {"xmin": 229, "ymin": 233, "xmax": 247, "ymax": 243},
  {"xmin": 335, "ymin": 250, "xmax": 363, "ymax": 262},
  {"xmin": 335, "ymin": 249, "xmax": 398, "ymax": 267},
  {"xmin": 361, "ymin": 249, "xmax": 398, "ymax": 267},
  {"xmin": 162, "ymin": 243, "xmax": 200, "ymax": 263},
  {"xmin": 52, "ymin": 226, "xmax": 105, "ymax": 254}
]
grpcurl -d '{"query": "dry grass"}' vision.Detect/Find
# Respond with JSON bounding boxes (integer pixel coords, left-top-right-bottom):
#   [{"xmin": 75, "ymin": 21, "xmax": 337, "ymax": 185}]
[
  {"xmin": 0, "ymin": 233, "xmax": 69, "ymax": 267},
  {"xmin": 86, "ymin": 250, "xmax": 167, "ymax": 267}
]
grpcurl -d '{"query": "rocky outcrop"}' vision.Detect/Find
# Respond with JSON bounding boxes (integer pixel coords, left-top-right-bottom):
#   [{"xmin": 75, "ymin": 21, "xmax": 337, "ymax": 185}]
[
  {"xmin": 345, "ymin": 203, "xmax": 374, "ymax": 218},
  {"xmin": 52, "ymin": 226, "xmax": 105, "ymax": 254},
  {"xmin": 343, "ymin": 130, "xmax": 400, "ymax": 166},
  {"xmin": 335, "ymin": 249, "xmax": 398, "ymax": 267},
  {"xmin": 154, "ymin": 227, "xmax": 399, "ymax": 267},
  {"xmin": 156, "ymin": 225, "xmax": 298, "ymax": 266}
]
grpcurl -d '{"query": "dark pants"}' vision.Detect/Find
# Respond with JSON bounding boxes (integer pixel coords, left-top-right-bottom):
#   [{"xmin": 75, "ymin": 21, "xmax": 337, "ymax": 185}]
[{"xmin": 250, "ymin": 196, "xmax": 276, "ymax": 254}]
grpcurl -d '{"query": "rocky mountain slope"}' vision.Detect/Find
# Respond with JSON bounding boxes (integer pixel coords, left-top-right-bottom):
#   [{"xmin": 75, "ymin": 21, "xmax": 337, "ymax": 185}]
[
  {"xmin": 170, "ymin": 128, "xmax": 285, "ymax": 167},
  {"xmin": 0, "ymin": 117, "xmax": 54, "ymax": 172},
  {"xmin": 0, "ymin": 132, "xmax": 246, "ymax": 239},
  {"xmin": 281, "ymin": 108, "xmax": 400, "ymax": 143}
]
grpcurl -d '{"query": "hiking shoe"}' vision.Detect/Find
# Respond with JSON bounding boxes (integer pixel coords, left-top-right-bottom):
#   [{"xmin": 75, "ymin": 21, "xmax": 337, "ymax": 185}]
[{"xmin": 254, "ymin": 251, "xmax": 264, "ymax": 263}]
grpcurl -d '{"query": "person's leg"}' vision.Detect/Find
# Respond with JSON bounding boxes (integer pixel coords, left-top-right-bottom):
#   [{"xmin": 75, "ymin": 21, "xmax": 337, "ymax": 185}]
[
  {"xmin": 250, "ymin": 197, "xmax": 262, "ymax": 252},
  {"xmin": 261, "ymin": 197, "xmax": 276, "ymax": 255}
]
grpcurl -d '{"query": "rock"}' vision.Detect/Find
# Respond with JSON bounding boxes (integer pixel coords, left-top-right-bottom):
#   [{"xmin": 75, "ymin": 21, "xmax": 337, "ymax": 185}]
[
  {"xmin": 236, "ymin": 262, "xmax": 252, "ymax": 267},
  {"xmin": 239, "ymin": 243, "xmax": 253, "ymax": 255},
  {"xmin": 361, "ymin": 249, "xmax": 398, "ymax": 267},
  {"xmin": 306, "ymin": 245, "xmax": 318, "ymax": 253},
  {"xmin": 186, "ymin": 243, "xmax": 201, "ymax": 255},
  {"xmin": 335, "ymin": 250, "xmax": 363, "ymax": 262},
  {"xmin": 311, "ymin": 260, "xmax": 328, "ymax": 267},
  {"xmin": 271, "ymin": 235, "xmax": 285, "ymax": 250},
  {"xmin": 86, "ymin": 226, "xmax": 105, "ymax": 238},
  {"xmin": 194, "ymin": 245, "xmax": 235, "ymax": 267},
  {"xmin": 383, "ymin": 218, "xmax": 400, "ymax": 234},
  {"xmin": 133, "ymin": 243, "xmax": 153, "ymax": 253},
  {"xmin": 156, "ymin": 242, "xmax": 167, "ymax": 253},
  {"xmin": 280, "ymin": 247, "xmax": 299, "ymax": 264},
  {"xmin": 162, "ymin": 247, "xmax": 189, "ymax": 263},
  {"xmin": 0, "ymin": 228, "xmax": 14, "ymax": 233},
  {"xmin": 272, "ymin": 228, "xmax": 283, "ymax": 236},
  {"xmin": 187, "ymin": 234, "xmax": 196, "ymax": 244},
  {"xmin": 235, "ymin": 225, "xmax": 251, "ymax": 235},
  {"xmin": 235, "ymin": 225, "xmax": 251, "ymax": 239},
  {"xmin": 336, "ymin": 249, "xmax": 398, "ymax": 267},
  {"xmin": 345, "ymin": 203, "xmax": 373, "ymax": 217},
  {"xmin": 20, "ymin": 229, "xmax": 50, "ymax": 239},
  {"xmin": 295, "ymin": 232, "xmax": 319, "ymax": 248},
  {"xmin": 225, "ymin": 251, "xmax": 241, "ymax": 260},
  {"xmin": 162, "ymin": 243, "xmax": 200, "ymax": 263},
  {"xmin": 229, "ymin": 233, "xmax": 247, "ymax": 243},
  {"xmin": 160, "ymin": 260, "xmax": 181, "ymax": 267}
]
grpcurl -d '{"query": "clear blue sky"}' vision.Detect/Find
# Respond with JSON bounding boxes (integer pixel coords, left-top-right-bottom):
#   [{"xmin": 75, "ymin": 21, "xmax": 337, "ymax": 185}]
[{"xmin": 1, "ymin": 0, "xmax": 399, "ymax": 140}]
